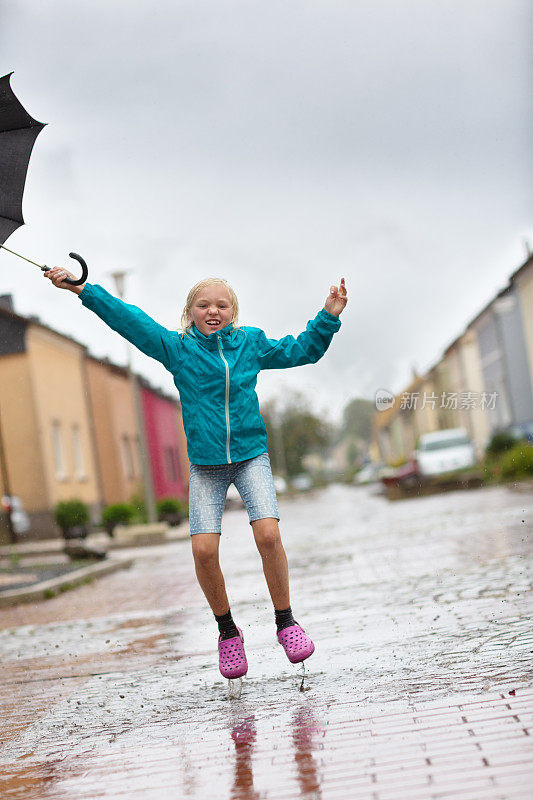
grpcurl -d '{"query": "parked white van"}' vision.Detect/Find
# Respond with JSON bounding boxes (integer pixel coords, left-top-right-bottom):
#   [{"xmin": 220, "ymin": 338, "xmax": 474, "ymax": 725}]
[{"xmin": 414, "ymin": 428, "xmax": 477, "ymax": 477}]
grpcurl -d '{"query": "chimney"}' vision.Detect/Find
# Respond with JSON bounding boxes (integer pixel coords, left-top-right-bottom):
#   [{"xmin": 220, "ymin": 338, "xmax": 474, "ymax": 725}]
[{"xmin": 0, "ymin": 294, "xmax": 14, "ymax": 312}]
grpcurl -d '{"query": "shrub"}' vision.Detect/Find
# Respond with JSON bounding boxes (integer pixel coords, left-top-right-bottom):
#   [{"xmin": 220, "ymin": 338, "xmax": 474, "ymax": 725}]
[
  {"xmin": 482, "ymin": 457, "xmax": 500, "ymax": 483},
  {"xmin": 486, "ymin": 431, "xmax": 517, "ymax": 458},
  {"xmin": 500, "ymin": 443, "xmax": 533, "ymax": 479},
  {"xmin": 54, "ymin": 500, "xmax": 89, "ymax": 538},
  {"xmin": 157, "ymin": 497, "xmax": 184, "ymax": 515},
  {"xmin": 157, "ymin": 497, "xmax": 187, "ymax": 524},
  {"xmin": 101, "ymin": 503, "xmax": 135, "ymax": 535}
]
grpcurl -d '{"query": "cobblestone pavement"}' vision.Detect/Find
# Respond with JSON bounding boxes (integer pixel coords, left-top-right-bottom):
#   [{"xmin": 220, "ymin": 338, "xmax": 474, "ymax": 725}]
[{"xmin": 0, "ymin": 483, "xmax": 532, "ymax": 799}]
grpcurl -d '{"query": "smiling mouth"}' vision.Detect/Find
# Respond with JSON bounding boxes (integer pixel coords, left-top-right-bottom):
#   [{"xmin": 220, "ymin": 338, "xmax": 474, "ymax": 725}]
[{"xmin": 206, "ymin": 320, "xmax": 220, "ymax": 327}]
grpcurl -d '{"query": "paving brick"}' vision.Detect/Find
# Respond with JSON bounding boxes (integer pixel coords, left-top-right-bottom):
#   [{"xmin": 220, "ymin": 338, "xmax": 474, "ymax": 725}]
[{"xmin": 0, "ymin": 483, "xmax": 532, "ymax": 799}]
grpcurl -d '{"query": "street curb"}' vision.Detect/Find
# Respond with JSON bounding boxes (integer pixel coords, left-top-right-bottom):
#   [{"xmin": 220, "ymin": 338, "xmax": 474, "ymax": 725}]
[
  {"xmin": 0, "ymin": 523, "xmax": 190, "ymax": 561},
  {"xmin": 0, "ymin": 556, "xmax": 134, "ymax": 607}
]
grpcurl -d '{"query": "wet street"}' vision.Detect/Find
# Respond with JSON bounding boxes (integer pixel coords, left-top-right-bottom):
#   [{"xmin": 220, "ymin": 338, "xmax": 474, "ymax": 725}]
[{"xmin": 1, "ymin": 482, "xmax": 532, "ymax": 799}]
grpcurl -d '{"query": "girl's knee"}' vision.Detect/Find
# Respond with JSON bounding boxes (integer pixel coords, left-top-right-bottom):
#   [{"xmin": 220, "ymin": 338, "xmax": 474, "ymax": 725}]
[
  {"xmin": 191, "ymin": 534, "xmax": 220, "ymax": 566},
  {"xmin": 252, "ymin": 518, "xmax": 281, "ymax": 552}
]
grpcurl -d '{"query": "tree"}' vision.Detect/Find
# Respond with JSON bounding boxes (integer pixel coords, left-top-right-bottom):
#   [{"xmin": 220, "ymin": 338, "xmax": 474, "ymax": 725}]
[
  {"xmin": 261, "ymin": 391, "xmax": 332, "ymax": 477},
  {"xmin": 346, "ymin": 439, "xmax": 359, "ymax": 468},
  {"xmin": 340, "ymin": 398, "xmax": 375, "ymax": 442}
]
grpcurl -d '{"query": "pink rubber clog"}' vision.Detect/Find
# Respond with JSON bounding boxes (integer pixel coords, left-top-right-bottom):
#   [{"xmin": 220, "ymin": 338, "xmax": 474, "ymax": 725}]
[
  {"xmin": 277, "ymin": 622, "xmax": 315, "ymax": 664},
  {"xmin": 218, "ymin": 627, "xmax": 248, "ymax": 679}
]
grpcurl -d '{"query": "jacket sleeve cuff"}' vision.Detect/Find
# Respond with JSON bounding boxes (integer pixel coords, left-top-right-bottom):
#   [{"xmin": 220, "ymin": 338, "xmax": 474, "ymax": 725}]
[
  {"xmin": 318, "ymin": 308, "xmax": 342, "ymax": 328},
  {"xmin": 78, "ymin": 282, "xmax": 93, "ymax": 303}
]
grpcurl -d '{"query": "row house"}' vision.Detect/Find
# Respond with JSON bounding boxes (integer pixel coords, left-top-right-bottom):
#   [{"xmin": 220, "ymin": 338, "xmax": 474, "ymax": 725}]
[
  {"xmin": 373, "ymin": 254, "xmax": 533, "ymax": 464},
  {"xmin": 139, "ymin": 376, "xmax": 188, "ymax": 502},
  {"xmin": 0, "ymin": 295, "xmax": 188, "ymax": 542}
]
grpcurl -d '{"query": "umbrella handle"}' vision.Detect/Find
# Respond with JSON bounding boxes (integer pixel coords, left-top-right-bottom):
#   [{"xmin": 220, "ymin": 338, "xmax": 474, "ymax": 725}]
[{"xmin": 63, "ymin": 252, "xmax": 88, "ymax": 286}]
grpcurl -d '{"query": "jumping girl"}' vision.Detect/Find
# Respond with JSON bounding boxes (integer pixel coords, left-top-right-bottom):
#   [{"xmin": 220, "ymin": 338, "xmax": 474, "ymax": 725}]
[{"xmin": 45, "ymin": 267, "xmax": 347, "ymax": 678}]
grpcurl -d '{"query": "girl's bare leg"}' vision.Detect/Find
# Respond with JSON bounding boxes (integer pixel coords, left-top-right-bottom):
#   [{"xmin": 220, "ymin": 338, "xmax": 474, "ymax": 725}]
[
  {"xmin": 250, "ymin": 518, "xmax": 290, "ymax": 610},
  {"xmin": 191, "ymin": 533, "xmax": 230, "ymax": 616}
]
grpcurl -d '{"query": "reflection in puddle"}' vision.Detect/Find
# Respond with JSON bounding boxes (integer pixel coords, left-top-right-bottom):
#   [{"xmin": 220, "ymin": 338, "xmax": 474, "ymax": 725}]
[
  {"xmin": 229, "ymin": 702, "xmax": 324, "ymax": 799},
  {"xmin": 230, "ymin": 715, "xmax": 261, "ymax": 800},
  {"xmin": 292, "ymin": 704, "xmax": 323, "ymax": 799}
]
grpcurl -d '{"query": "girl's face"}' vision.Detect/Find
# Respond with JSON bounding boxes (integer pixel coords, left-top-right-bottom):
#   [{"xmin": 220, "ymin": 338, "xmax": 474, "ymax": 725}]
[{"xmin": 188, "ymin": 284, "xmax": 234, "ymax": 336}]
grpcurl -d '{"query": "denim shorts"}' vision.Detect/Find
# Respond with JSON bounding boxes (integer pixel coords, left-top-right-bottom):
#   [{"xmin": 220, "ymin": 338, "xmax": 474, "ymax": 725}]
[{"xmin": 188, "ymin": 452, "xmax": 280, "ymax": 536}]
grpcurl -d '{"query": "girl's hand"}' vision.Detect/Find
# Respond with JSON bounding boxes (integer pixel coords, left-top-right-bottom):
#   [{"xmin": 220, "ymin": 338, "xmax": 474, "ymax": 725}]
[
  {"xmin": 324, "ymin": 277, "xmax": 347, "ymax": 317},
  {"xmin": 44, "ymin": 267, "xmax": 85, "ymax": 295}
]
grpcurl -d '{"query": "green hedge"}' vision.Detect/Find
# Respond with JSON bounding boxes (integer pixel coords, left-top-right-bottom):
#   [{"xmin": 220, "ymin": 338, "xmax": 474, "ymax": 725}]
[
  {"xmin": 101, "ymin": 503, "xmax": 135, "ymax": 528},
  {"xmin": 483, "ymin": 442, "xmax": 533, "ymax": 482},
  {"xmin": 500, "ymin": 443, "xmax": 533, "ymax": 479},
  {"xmin": 156, "ymin": 497, "xmax": 188, "ymax": 524},
  {"xmin": 485, "ymin": 431, "xmax": 517, "ymax": 457},
  {"xmin": 157, "ymin": 497, "xmax": 186, "ymax": 515},
  {"xmin": 54, "ymin": 499, "xmax": 89, "ymax": 529}
]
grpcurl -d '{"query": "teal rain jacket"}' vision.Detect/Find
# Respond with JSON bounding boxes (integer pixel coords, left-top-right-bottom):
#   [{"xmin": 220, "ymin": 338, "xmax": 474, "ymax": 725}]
[{"xmin": 79, "ymin": 283, "xmax": 342, "ymax": 465}]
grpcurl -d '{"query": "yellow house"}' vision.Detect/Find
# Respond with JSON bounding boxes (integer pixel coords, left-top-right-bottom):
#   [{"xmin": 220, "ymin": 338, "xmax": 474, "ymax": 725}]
[
  {"xmin": 0, "ymin": 296, "xmax": 191, "ymax": 543},
  {"xmin": 0, "ymin": 298, "xmax": 100, "ymax": 540},
  {"xmin": 452, "ymin": 330, "xmax": 490, "ymax": 457},
  {"xmin": 84, "ymin": 356, "xmax": 143, "ymax": 507},
  {"xmin": 84, "ymin": 360, "xmax": 191, "ymax": 504},
  {"xmin": 372, "ymin": 370, "xmax": 441, "ymax": 464}
]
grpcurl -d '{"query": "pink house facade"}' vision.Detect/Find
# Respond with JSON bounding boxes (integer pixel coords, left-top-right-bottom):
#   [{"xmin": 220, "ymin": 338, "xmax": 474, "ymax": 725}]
[{"xmin": 140, "ymin": 381, "xmax": 188, "ymax": 501}]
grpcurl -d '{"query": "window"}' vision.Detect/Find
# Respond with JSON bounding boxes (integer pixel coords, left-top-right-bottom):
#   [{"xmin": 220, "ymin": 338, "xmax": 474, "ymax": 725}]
[
  {"xmin": 71, "ymin": 424, "xmax": 86, "ymax": 480},
  {"xmin": 133, "ymin": 436, "xmax": 141, "ymax": 477},
  {"xmin": 165, "ymin": 446, "xmax": 177, "ymax": 482},
  {"xmin": 121, "ymin": 435, "xmax": 135, "ymax": 480},
  {"xmin": 51, "ymin": 420, "xmax": 66, "ymax": 480}
]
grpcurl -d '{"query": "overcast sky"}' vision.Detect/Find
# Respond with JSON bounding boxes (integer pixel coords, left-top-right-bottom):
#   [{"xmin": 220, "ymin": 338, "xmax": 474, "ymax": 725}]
[{"xmin": 1, "ymin": 0, "xmax": 531, "ymax": 424}]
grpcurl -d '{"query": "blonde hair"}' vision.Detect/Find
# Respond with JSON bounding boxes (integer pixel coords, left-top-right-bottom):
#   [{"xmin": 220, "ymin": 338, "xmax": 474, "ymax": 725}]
[{"xmin": 180, "ymin": 277, "xmax": 241, "ymax": 336}]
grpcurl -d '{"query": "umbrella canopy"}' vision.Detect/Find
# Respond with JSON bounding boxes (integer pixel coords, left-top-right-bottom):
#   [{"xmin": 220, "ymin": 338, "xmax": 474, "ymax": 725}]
[
  {"xmin": 0, "ymin": 72, "xmax": 88, "ymax": 285},
  {"xmin": 0, "ymin": 72, "xmax": 45, "ymax": 246}
]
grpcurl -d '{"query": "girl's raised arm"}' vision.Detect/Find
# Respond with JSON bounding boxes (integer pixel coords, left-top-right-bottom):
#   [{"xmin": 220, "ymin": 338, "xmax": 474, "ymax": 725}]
[
  {"xmin": 256, "ymin": 308, "xmax": 341, "ymax": 370},
  {"xmin": 256, "ymin": 278, "xmax": 346, "ymax": 371},
  {"xmin": 44, "ymin": 268, "xmax": 179, "ymax": 373}
]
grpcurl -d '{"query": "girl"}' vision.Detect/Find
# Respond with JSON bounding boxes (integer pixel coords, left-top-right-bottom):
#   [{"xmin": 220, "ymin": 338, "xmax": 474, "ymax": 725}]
[{"xmin": 45, "ymin": 267, "xmax": 347, "ymax": 679}]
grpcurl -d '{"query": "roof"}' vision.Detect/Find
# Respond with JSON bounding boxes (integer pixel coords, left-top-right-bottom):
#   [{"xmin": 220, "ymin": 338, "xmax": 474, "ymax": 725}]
[
  {"xmin": 0, "ymin": 297, "xmax": 180, "ymax": 407},
  {"xmin": 428, "ymin": 252, "xmax": 533, "ymax": 373},
  {"xmin": 0, "ymin": 301, "xmax": 89, "ymax": 352}
]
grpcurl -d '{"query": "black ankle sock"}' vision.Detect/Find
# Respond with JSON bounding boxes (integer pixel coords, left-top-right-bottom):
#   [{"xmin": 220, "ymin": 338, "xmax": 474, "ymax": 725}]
[
  {"xmin": 275, "ymin": 606, "xmax": 295, "ymax": 633},
  {"xmin": 215, "ymin": 608, "xmax": 239, "ymax": 640}
]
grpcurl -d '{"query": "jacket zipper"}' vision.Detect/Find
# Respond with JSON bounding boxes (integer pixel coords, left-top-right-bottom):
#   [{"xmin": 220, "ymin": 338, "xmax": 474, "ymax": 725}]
[{"xmin": 217, "ymin": 334, "xmax": 231, "ymax": 463}]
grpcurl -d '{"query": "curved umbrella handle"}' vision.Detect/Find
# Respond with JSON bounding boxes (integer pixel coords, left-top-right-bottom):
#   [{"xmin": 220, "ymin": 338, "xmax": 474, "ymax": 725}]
[{"xmin": 63, "ymin": 252, "xmax": 88, "ymax": 286}]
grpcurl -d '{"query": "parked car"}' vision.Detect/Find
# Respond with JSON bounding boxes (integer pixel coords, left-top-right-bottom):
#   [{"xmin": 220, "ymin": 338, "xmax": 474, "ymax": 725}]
[
  {"xmin": 414, "ymin": 428, "xmax": 477, "ymax": 477},
  {"xmin": 355, "ymin": 462, "xmax": 383, "ymax": 485},
  {"xmin": 380, "ymin": 459, "xmax": 420, "ymax": 489},
  {"xmin": 1, "ymin": 495, "xmax": 30, "ymax": 535}
]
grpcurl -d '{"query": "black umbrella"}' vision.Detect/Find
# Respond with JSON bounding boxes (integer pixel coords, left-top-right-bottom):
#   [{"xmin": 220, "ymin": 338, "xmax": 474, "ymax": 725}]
[{"xmin": 0, "ymin": 72, "xmax": 87, "ymax": 285}]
